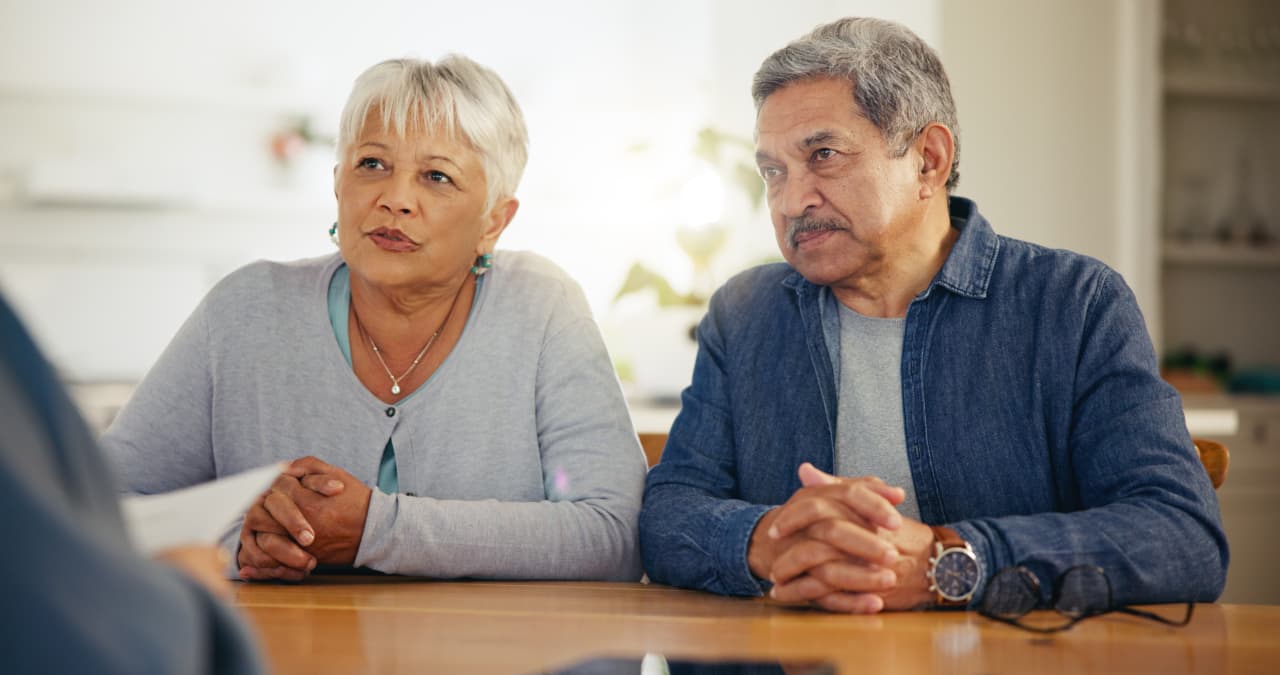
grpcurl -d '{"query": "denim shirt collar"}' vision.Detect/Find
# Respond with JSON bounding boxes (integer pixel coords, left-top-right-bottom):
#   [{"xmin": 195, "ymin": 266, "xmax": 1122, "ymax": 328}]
[{"xmin": 927, "ymin": 196, "xmax": 1000, "ymax": 301}]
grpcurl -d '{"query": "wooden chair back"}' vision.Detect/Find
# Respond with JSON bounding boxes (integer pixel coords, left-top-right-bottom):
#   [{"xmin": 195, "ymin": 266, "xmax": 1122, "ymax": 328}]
[
  {"xmin": 1193, "ymin": 438, "xmax": 1229, "ymax": 489},
  {"xmin": 638, "ymin": 433, "xmax": 667, "ymax": 469}
]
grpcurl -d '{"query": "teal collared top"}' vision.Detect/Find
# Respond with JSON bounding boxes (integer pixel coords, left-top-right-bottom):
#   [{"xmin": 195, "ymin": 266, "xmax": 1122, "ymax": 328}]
[{"xmin": 327, "ymin": 264, "xmax": 406, "ymax": 493}]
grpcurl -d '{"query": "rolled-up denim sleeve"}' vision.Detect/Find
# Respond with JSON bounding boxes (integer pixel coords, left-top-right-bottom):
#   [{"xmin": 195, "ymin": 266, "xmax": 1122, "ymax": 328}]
[
  {"xmin": 953, "ymin": 270, "xmax": 1228, "ymax": 607},
  {"xmin": 639, "ymin": 298, "xmax": 773, "ymax": 597}
]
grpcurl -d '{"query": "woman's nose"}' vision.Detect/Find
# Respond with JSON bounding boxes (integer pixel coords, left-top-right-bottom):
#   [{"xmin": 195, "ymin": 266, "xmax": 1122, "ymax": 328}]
[{"xmin": 377, "ymin": 176, "xmax": 416, "ymax": 216}]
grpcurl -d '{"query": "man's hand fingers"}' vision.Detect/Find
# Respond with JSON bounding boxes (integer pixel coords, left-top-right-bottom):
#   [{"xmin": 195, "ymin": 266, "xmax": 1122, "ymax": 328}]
[
  {"xmin": 768, "ymin": 496, "xmax": 875, "ymax": 542},
  {"xmin": 806, "ymin": 559, "xmax": 898, "ymax": 593},
  {"xmin": 811, "ymin": 591, "xmax": 887, "ymax": 614},
  {"xmin": 263, "ymin": 490, "xmax": 316, "ymax": 546},
  {"xmin": 811, "ymin": 481, "xmax": 903, "ymax": 531},
  {"xmin": 770, "ymin": 573, "xmax": 837, "ymax": 603},
  {"xmin": 795, "ymin": 462, "xmax": 907, "ymax": 512},
  {"xmin": 772, "ymin": 573, "xmax": 890, "ymax": 613},
  {"xmin": 801, "ymin": 518, "xmax": 899, "ymax": 567},
  {"xmin": 770, "ymin": 539, "xmax": 848, "ymax": 586},
  {"xmin": 797, "ymin": 462, "xmax": 840, "ymax": 487},
  {"xmin": 797, "ymin": 463, "xmax": 907, "ymax": 506}
]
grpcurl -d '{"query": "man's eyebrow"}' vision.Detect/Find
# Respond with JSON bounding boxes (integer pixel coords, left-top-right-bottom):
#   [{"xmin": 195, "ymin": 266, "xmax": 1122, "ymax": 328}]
[
  {"xmin": 800, "ymin": 130, "xmax": 841, "ymax": 149},
  {"xmin": 756, "ymin": 130, "xmax": 847, "ymax": 165}
]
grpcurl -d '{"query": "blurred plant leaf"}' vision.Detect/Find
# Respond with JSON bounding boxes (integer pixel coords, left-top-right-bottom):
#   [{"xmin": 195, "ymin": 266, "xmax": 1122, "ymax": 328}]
[
  {"xmin": 694, "ymin": 127, "xmax": 722, "ymax": 164},
  {"xmin": 732, "ymin": 163, "xmax": 765, "ymax": 211},
  {"xmin": 615, "ymin": 127, "xmax": 766, "ymax": 308},
  {"xmin": 694, "ymin": 127, "xmax": 764, "ymax": 211},
  {"xmin": 613, "ymin": 262, "xmax": 704, "ymax": 307}
]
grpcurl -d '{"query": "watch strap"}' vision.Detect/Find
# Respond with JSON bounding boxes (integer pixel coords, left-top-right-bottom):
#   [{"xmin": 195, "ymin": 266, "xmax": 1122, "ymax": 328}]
[{"xmin": 930, "ymin": 525, "xmax": 965, "ymax": 551}]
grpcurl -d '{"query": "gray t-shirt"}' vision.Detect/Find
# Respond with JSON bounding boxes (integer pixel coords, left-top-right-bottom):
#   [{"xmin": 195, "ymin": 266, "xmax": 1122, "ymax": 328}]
[
  {"xmin": 102, "ymin": 250, "xmax": 646, "ymax": 581},
  {"xmin": 834, "ymin": 303, "xmax": 920, "ymax": 521}
]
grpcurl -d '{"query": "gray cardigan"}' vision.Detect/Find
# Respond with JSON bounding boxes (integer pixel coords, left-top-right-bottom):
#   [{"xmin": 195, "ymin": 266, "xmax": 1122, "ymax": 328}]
[{"xmin": 102, "ymin": 251, "xmax": 646, "ymax": 580}]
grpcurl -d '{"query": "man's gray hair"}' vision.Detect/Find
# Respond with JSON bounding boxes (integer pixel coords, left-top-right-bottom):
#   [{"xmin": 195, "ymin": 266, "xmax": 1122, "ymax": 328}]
[
  {"xmin": 338, "ymin": 55, "xmax": 529, "ymax": 209},
  {"xmin": 752, "ymin": 17, "xmax": 960, "ymax": 191}
]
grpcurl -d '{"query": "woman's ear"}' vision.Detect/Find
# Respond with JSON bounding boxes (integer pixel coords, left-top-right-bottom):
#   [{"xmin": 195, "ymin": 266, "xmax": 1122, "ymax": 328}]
[
  {"xmin": 915, "ymin": 123, "xmax": 955, "ymax": 200},
  {"xmin": 479, "ymin": 197, "xmax": 520, "ymax": 249}
]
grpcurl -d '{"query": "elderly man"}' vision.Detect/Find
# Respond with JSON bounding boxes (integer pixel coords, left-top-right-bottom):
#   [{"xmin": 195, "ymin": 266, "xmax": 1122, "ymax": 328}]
[{"xmin": 639, "ymin": 17, "xmax": 1227, "ymax": 613}]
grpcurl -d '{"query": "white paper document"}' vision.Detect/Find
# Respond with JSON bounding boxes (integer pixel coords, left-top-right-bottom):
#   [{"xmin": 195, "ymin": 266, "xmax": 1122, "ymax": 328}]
[{"xmin": 121, "ymin": 463, "xmax": 284, "ymax": 555}]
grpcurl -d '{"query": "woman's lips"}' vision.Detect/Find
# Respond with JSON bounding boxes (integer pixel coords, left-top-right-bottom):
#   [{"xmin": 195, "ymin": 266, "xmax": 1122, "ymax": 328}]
[{"xmin": 367, "ymin": 228, "xmax": 419, "ymax": 252}]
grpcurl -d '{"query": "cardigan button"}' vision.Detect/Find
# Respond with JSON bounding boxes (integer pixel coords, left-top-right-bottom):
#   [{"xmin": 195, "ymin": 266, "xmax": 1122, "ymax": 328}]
[{"xmin": 385, "ymin": 407, "xmax": 396, "ymax": 418}]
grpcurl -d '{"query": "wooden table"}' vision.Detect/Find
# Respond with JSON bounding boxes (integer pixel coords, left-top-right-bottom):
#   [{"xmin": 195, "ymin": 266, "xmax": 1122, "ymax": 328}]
[{"xmin": 235, "ymin": 579, "xmax": 1278, "ymax": 674}]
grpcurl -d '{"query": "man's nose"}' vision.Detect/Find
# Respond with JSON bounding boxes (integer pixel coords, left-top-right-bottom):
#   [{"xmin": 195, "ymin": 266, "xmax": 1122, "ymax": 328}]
[{"xmin": 775, "ymin": 172, "xmax": 821, "ymax": 220}]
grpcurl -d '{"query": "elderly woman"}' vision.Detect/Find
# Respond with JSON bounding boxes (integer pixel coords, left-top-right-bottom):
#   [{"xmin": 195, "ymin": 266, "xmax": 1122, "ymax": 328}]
[{"xmin": 102, "ymin": 55, "xmax": 646, "ymax": 582}]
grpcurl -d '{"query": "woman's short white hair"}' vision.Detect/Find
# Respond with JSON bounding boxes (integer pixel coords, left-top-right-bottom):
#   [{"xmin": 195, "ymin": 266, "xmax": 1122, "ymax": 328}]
[{"xmin": 337, "ymin": 55, "xmax": 529, "ymax": 209}]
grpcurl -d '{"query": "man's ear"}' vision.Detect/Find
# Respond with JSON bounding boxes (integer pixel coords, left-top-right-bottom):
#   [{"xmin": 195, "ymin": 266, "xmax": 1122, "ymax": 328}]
[{"xmin": 915, "ymin": 123, "xmax": 955, "ymax": 200}]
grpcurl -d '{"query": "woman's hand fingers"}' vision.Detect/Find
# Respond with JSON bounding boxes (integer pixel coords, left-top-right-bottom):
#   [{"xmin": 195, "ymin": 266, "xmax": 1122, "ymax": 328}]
[
  {"xmin": 255, "ymin": 531, "xmax": 317, "ymax": 572},
  {"xmin": 263, "ymin": 487, "xmax": 316, "ymax": 546},
  {"xmin": 300, "ymin": 473, "xmax": 345, "ymax": 496}
]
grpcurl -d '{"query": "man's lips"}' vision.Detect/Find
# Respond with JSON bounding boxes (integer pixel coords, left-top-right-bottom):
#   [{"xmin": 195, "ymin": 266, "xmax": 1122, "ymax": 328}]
[
  {"xmin": 792, "ymin": 228, "xmax": 837, "ymax": 249},
  {"xmin": 367, "ymin": 227, "xmax": 419, "ymax": 252}
]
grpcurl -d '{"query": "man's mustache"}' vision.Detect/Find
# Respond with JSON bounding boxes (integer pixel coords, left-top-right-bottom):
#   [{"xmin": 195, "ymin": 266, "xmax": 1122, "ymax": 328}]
[{"xmin": 786, "ymin": 217, "xmax": 844, "ymax": 249}]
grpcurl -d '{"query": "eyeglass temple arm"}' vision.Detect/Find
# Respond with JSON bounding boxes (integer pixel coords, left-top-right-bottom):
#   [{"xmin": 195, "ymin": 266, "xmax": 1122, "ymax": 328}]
[{"xmin": 1114, "ymin": 603, "xmax": 1195, "ymax": 626}]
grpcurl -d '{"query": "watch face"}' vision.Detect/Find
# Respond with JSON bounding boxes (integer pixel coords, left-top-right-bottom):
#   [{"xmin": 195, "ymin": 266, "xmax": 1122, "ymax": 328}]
[{"xmin": 935, "ymin": 549, "xmax": 980, "ymax": 601}]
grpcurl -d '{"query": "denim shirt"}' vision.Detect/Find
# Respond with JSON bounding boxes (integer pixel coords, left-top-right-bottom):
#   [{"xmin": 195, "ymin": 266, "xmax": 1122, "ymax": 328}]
[{"xmin": 639, "ymin": 197, "xmax": 1228, "ymax": 607}]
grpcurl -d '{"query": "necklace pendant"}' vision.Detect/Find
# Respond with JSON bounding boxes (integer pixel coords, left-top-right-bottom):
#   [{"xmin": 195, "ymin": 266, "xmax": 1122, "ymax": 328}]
[{"xmin": 390, "ymin": 383, "xmax": 401, "ymax": 395}]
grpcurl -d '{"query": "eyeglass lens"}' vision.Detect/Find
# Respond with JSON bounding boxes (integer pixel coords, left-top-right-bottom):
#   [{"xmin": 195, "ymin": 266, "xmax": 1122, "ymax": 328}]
[
  {"xmin": 1055, "ymin": 566, "xmax": 1112, "ymax": 618},
  {"xmin": 982, "ymin": 567, "xmax": 1040, "ymax": 619}
]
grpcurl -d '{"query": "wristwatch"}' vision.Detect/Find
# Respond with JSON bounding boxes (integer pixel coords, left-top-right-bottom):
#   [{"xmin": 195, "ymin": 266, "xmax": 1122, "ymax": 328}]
[{"xmin": 927, "ymin": 525, "xmax": 981, "ymax": 607}]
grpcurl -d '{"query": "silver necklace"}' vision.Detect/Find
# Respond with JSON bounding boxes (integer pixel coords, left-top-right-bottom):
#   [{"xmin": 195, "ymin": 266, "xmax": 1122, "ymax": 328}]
[
  {"xmin": 352, "ymin": 279, "xmax": 467, "ymax": 396},
  {"xmin": 361, "ymin": 325, "xmax": 438, "ymax": 396}
]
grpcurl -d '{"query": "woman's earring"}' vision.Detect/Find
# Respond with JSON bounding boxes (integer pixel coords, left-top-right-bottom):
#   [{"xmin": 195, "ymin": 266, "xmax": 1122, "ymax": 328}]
[
  {"xmin": 329, "ymin": 222, "xmax": 339, "ymax": 246},
  {"xmin": 471, "ymin": 252, "xmax": 493, "ymax": 278}
]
